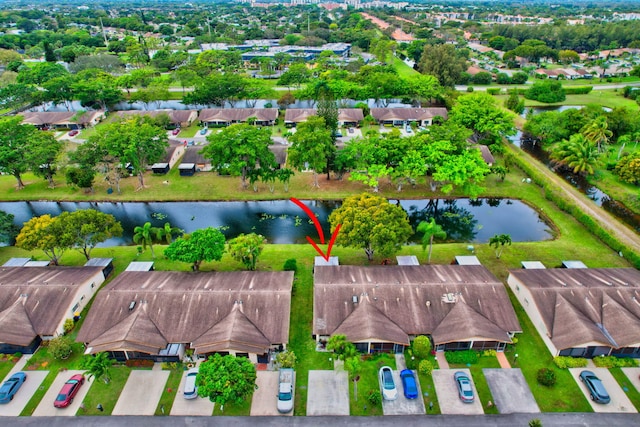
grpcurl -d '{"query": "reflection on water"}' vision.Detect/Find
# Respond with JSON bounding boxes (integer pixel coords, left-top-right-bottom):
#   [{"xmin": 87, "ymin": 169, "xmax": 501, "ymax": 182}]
[{"xmin": 0, "ymin": 199, "xmax": 553, "ymax": 246}]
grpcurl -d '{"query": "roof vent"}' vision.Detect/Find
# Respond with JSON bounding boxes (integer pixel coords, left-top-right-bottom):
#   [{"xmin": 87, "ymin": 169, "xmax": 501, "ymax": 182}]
[
  {"xmin": 20, "ymin": 293, "xmax": 28, "ymax": 298},
  {"xmin": 426, "ymin": 300, "xmax": 431, "ymax": 307},
  {"xmin": 442, "ymin": 293, "xmax": 457, "ymax": 303},
  {"xmin": 352, "ymin": 295, "xmax": 358, "ymax": 304},
  {"xmin": 128, "ymin": 301, "xmax": 136, "ymax": 311}
]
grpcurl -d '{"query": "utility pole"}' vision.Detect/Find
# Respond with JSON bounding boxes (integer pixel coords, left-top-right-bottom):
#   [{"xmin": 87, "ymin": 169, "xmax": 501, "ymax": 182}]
[{"xmin": 99, "ymin": 17, "xmax": 108, "ymax": 46}]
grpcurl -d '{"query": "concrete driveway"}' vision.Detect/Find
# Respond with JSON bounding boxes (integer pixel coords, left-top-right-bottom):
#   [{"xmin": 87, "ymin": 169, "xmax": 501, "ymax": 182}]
[
  {"xmin": 169, "ymin": 370, "xmax": 214, "ymax": 416},
  {"xmin": 484, "ymin": 368, "xmax": 540, "ymax": 414},
  {"xmin": 250, "ymin": 371, "xmax": 294, "ymax": 416},
  {"xmin": 0, "ymin": 371, "xmax": 48, "ymax": 417},
  {"xmin": 32, "ymin": 371, "xmax": 91, "ymax": 416},
  {"xmin": 381, "ymin": 370, "xmax": 425, "ymax": 415},
  {"xmin": 570, "ymin": 368, "xmax": 637, "ymax": 413},
  {"xmin": 112, "ymin": 370, "xmax": 169, "ymax": 415},
  {"xmin": 433, "ymin": 369, "xmax": 484, "ymax": 415},
  {"xmin": 621, "ymin": 367, "xmax": 640, "ymax": 394},
  {"xmin": 306, "ymin": 370, "xmax": 349, "ymax": 416}
]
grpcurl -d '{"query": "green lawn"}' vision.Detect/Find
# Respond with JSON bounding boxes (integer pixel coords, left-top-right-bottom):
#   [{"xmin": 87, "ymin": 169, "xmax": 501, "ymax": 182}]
[
  {"xmin": 349, "ymin": 353, "xmax": 396, "ymax": 416},
  {"xmin": 154, "ymin": 365, "xmax": 185, "ymax": 415},
  {"xmin": 450, "ymin": 354, "xmax": 501, "ymax": 414},
  {"xmin": 496, "ymin": 89, "xmax": 638, "ymax": 111},
  {"xmin": 417, "ymin": 370, "xmax": 440, "ymax": 414},
  {"xmin": 0, "ymin": 359, "xmax": 15, "ymax": 381},
  {"xmin": 393, "ymin": 57, "xmax": 419, "ymax": 78},
  {"xmin": 212, "ymin": 397, "xmax": 252, "ymax": 415},
  {"xmin": 79, "ymin": 366, "xmax": 131, "ymax": 415}
]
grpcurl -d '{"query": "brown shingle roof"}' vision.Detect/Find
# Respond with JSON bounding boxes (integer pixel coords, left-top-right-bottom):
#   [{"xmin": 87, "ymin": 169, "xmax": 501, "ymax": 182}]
[
  {"xmin": 370, "ymin": 108, "xmax": 448, "ymax": 122},
  {"xmin": 284, "ymin": 109, "xmax": 364, "ymax": 123},
  {"xmin": 198, "ymin": 108, "xmax": 278, "ymax": 123},
  {"xmin": 21, "ymin": 111, "xmax": 105, "ymax": 126},
  {"xmin": 77, "ymin": 270, "xmax": 293, "ymax": 355},
  {"xmin": 509, "ymin": 268, "xmax": 640, "ymax": 350},
  {"xmin": 314, "ymin": 265, "xmax": 520, "ymax": 346},
  {"xmin": 114, "ymin": 109, "xmax": 197, "ymax": 125}
]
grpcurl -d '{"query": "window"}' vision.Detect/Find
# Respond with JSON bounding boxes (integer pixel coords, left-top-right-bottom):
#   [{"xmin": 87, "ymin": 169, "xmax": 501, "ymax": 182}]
[
  {"xmin": 71, "ymin": 303, "xmax": 79, "ymax": 313},
  {"xmin": 91, "ymin": 282, "xmax": 95, "ymax": 289}
]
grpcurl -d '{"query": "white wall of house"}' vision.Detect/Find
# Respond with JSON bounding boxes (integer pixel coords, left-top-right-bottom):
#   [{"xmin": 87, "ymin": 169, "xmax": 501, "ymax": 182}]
[{"xmin": 54, "ymin": 269, "xmax": 106, "ymax": 337}]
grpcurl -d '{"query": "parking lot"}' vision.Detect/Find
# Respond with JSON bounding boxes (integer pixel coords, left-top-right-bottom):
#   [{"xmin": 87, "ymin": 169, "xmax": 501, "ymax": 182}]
[
  {"xmin": 0, "ymin": 370, "xmax": 48, "ymax": 417},
  {"xmin": 569, "ymin": 368, "xmax": 637, "ymax": 413},
  {"xmin": 380, "ymin": 370, "xmax": 425, "ymax": 415},
  {"xmin": 432, "ymin": 369, "xmax": 484, "ymax": 415},
  {"xmin": 32, "ymin": 371, "xmax": 91, "ymax": 417},
  {"xmin": 484, "ymin": 368, "xmax": 540, "ymax": 414}
]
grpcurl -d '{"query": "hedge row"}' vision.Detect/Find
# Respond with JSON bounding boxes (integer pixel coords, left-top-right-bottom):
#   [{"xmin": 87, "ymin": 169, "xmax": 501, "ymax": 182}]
[
  {"xmin": 553, "ymin": 356, "xmax": 588, "ymax": 369},
  {"xmin": 563, "ymin": 86, "xmax": 593, "ymax": 95},
  {"xmin": 592, "ymin": 355, "xmax": 639, "ymax": 368},
  {"xmin": 506, "ymin": 143, "xmax": 640, "ymax": 269}
]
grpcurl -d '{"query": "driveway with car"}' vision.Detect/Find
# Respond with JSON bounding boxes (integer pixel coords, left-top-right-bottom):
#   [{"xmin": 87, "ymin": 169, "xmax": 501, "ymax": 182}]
[
  {"xmin": 32, "ymin": 371, "xmax": 91, "ymax": 417},
  {"xmin": 306, "ymin": 370, "xmax": 349, "ymax": 416},
  {"xmin": 0, "ymin": 371, "xmax": 48, "ymax": 417},
  {"xmin": 483, "ymin": 368, "xmax": 540, "ymax": 414},
  {"xmin": 112, "ymin": 370, "xmax": 169, "ymax": 415},
  {"xmin": 433, "ymin": 369, "xmax": 484, "ymax": 415},
  {"xmin": 169, "ymin": 369, "xmax": 214, "ymax": 416},
  {"xmin": 250, "ymin": 370, "xmax": 294, "ymax": 416},
  {"xmin": 569, "ymin": 368, "xmax": 637, "ymax": 413},
  {"xmin": 381, "ymin": 370, "xmax": 425, "ymax": 415}
]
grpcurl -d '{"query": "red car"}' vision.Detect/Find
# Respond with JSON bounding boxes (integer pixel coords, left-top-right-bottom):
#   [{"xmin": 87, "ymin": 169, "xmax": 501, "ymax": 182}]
[
  {"xmin": 54, "ymin": 374, "xmax": 84, "ymax": 408},
  {"xmin": 172, "ymin": 128, "xmax": 181, "ymax": 135},
  {"xmin": 68, "ymin": 130, "xmax": 79, "ymax": 137}
]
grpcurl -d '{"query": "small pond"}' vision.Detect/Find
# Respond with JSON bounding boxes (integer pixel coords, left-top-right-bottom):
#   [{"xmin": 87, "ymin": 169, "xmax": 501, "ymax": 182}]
[{"xmin": 0, "ymin": 199, "xmax": 553, "ymax": 247}]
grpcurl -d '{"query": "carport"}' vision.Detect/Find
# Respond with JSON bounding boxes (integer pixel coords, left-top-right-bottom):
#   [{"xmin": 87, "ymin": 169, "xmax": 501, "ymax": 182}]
[
  {"xmin": 306, "ymin": 370, "xmax": 349, "ymax": 416},
  {"xmin": 569, "ymin": 368, "xmax": 637, "ymax": 413},
  {"xmin": 483, "ymin": 368, "xmax": 540, "ymax": 413},
  {"xmin": 432, "ymin": 369, "xmax": 484, "ymax": 415}
]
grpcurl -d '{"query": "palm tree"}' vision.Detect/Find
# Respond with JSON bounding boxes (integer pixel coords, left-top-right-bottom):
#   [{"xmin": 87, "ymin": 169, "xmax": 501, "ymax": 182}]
[
  {"xmin": 551, "ymin": 134, "xmax": 599, "ymax": 175},
  {"xmin": 133, "ymin": 222, "xmax": 160, "ymax": 258},
  {"xmin": 417, "ymin": 218, "xmax": 447, "ymax": 264},
  {"xmin": 489, "ymin": 234, "xmax": 512, "ymax": 259},
  {"xmin": 156, "ymin": 222, "xmax": 183, "ymax": 244},
  {"xmin": 581, "ymin": 116, "xmax": 612, "ymax": 153},
  {"xmin": 83, "ymin": 352, "xmax": 114, "ymax": 384}
]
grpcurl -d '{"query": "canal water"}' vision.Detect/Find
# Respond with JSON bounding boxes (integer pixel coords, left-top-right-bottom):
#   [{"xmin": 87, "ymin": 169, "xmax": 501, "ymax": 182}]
[{"xmin": 0, "ymin": 199, "xmax": 553, "ymax": 247}]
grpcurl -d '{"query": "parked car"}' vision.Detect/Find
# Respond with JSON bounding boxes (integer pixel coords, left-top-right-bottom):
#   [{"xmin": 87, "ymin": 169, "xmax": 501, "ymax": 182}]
[
  {"xmin": 399, "ymin": 369, "xmax": 418, "ymax": 399},
  {"xmin": 183, "ymin": 368, "xmax": 198, "ymax": 400},
  {"xmin": 54, "ymin": 374, "xmax": 84, "ymax": 408},
  {"xmin": 277, "ymin": 368, "xmax": 294, "ymax": 413},
  {"xmin": 454, "ymin": 371, "xmax": 474, "ymax": 403},
  {"xmin": 172, "ymin": 128, "xmax": 181, "ymax": 136},
  {"xmin": 0, "ymin": 372, "xmax": 27, "ymax": 404},
  {"xmin": 199, "ymin": 128, "xmax": 208, "ymax": 135},
  {"xmin": 333, "ymin": 130, "xmax": 342, "ymax": 138},
  {"xmin": 68, "ymin": 130, "xmax": 79, "ymax": 137},
  {"xmin": 378, "ymin": 366, "xmax": 398, "ymax": 401},
  {"xmin": 580, "ymin": 370, "xmax": 610, "ymax": 404}
]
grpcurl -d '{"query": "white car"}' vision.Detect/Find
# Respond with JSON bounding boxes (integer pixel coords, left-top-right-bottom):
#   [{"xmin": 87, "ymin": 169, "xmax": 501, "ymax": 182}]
[
  {"xmin": 183, "ymin": 368, "xmax": 198, "ymax": 399},
  {"xmin": 378, "ymin": 366, "xmax": 398, "ymax": 400}
]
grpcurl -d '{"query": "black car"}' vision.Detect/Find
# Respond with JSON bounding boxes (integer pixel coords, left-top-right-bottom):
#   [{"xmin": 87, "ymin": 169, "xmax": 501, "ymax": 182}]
[{"xmin": 579, "ymin": 370, "xmax": 610, "ymax": 404}]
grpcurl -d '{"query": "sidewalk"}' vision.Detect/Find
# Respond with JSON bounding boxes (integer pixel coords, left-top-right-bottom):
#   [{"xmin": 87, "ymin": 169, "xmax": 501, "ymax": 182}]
[
  {"xmin": 435, "ymin": 352, "xmax": 449, "ymax": 369},
  {"xmin": 496, "ymin": 352, "xmax": 512, "ymax": 369}
]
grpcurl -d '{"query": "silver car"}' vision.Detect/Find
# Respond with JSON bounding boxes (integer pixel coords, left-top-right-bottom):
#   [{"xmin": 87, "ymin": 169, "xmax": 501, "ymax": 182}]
[
  {"xmin": 183, "ymin": 368, "xmax": 198, "ymax": 399},
  {"xmin": 378, "ymin": 366, "xmax": 398, "ymax": 401}
]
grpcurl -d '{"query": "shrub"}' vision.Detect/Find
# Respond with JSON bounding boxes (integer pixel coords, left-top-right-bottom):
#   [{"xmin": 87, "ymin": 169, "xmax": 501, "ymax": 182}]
[
  {"xmin": 412, "ymin": 335, "xmax": 432, "ymax": 359},
  {"xmin": 367, "ymin": 389, "xmax": 382, "ymax": 405},
  {"xmin": 529, "ymin": 419, "xmax": 543, "ymax": 427},
  {"xmin": 536, "ymin": 368, "xmax": 557, "ymax": 386},
  {"xmin": 283, "ymin": 258, "xmax": 297, "ymax": 271},
  {"xmin": 525, "ymin": 81, "xmax": 566, "ymax": 103},
  {"xmin": 486, "ymin": 88, "xmax": 501, "ymax": 95},
  {"xmin": 48, "ymin": 336, "xmax": 73, "ymax": 360},
  {"xmin": 553, "ymin": 356, "xmax": 588, "ymax": 369},
  {"xmin": 482, "ymin": 349, "xmax": 497, "ymax": 358},
  {"xmin": 63, "ymin": 318, "xmax": 75, "ymax": 334},
  {"xmin": 592, "ymin": 355, "xmax": 639, "ymax": 368},
  {"xmin": 418, "ymin": 359, "xmax": 434, "ymax": 375},
  {"xmin": 276, "ymin": 350, "xmax": 297, "ymax": 368},
  {"xmin": 125, "ymin": 359, "xmax": 154, "ymax": 368},
  {"xmin": 444, "ymin": 350, "xmax": 478, "ymax": 365},
  {"xmin": 564, "ymin": 86, "xmax": 593, "ymax": 95},
  {"xmin": 466, "ymin": 86, "xmax": 474, "ymax": 92}
]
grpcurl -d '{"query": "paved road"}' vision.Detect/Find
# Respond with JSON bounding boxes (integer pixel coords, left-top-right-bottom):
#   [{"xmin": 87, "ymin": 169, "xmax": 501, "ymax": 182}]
[
  {"xmin": 2, "ymin": 413, "xmax": 640, "ymax": 426},
  {"xmin": 506, "ymin": 141, "xmax": 640, "ymax": 256}
]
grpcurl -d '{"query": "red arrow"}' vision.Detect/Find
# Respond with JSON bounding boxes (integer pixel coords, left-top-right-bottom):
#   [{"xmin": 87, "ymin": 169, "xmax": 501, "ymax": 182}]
[{"xmin": 290, "ymin": 197, "xmax": 341, "ymax": 261}]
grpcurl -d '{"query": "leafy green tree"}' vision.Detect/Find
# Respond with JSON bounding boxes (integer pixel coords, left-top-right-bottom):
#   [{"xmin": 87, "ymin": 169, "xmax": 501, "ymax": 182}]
[
  {"xmin": 329, "ymin": 193, "xmax": 413, "ymax": 261},
  {"xmin": 505, "ymin": 91, "xmax": 525, "ymax": 114},
  {"xmin": 450, "ymin": 92, "xmax": 515, "ymax": 143},
  {"xmin": 581, "ymin": 116, "xmax": 612, "ymax": 153},
  {"xmin": 227, "ymin": 233, "xmax": 265, "ymax": 271},
  {"xmin": 287, "ymin": 116, "xmax": 333, "ymax": 188},
  {"xmin": 0, "ymin": 116, "xmax": 36, "ymax": 189},
  {"xmin": 133, "ymin": 222, "xmax": 161, "ymax": 258},
  {"xmin": 25, "ymin": 131, "xmax": 63, "ymax": 188},
  {"xmin": 0, "ymin": 211, "xmax": 19, "ymax": 245},
  {"xmin": 412, "ymin": 335, "xmax": 432, "ymax": 359},
  {"xmin": 615, "ymin": 153, "xmax": 640, "ymax": 185},
  {"xmin": 525, "ymin": 81, "xmax": 566, "ymax": 103},
  {"xmin": 164, "ymin": 227, "xmax": 226, "ymax": 271},
  {"xmin": 201, "ymin": 124, "xmax": 275, "ymax": 189},
  {"xmin": 431, "ymin": 148, "xmax": 491, "ymax": 198},
  {"xmin": 326, "ymin": 335, "xmax": 358, "ymax": 361},
  {"xmin": 550, "ymin": 134, "xmax": 599, "ymax": 175},
  {"xmin": 59, "ymin": 210, "xmax": 123, "ymax": 260},
  {"xmin": 17, "ymin": 62, "xmax": 68, "ymax": 85},
  {"xmin": 277, "ymin": 63, "xmax": 312, "ymax": 89},
  {"xmin": 72, "ymin": 71, "xmax": 123, "ymax": 111},
  {"xmin": 418, "ymin": 43, "xmax": 468, "ymax": 88},
  {"xmin": 82, "ymin": 352, "xmax": 115, "ymax": 384},
  {"xmin": 65, "ymin": 166, "xmax": 96, "ymax": 191},
  {"xmin": 417, "ymin": 218, "xmax": 447, "ymax": 264},
  {"xmin": 405, "ymin": 74, "xmax": 443, "ymax": 107},
  {"xmin": 16, "ymin": 214, "xmax": 74, "ymax": 265},
  {"xmin": 489, "ymin": 234, "xmax": 512, "ymax": 259},
  {"xmin": 48, "ymin": 336, "xmax": 73, "ymax": 360},
  {"xmin": 197, "ymin": 354, "xmax": 257, "ymax": 405}
]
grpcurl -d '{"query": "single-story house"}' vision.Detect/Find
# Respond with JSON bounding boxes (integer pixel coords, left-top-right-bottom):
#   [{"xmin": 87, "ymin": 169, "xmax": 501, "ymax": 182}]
[
  {"xmin": 370, "ymin": 108, "xmax": 448, "ymax": 127},
  {"xmin": 198, "ymin": 108, "xmax": 278, "ymax": 127},
  {"xmin": 181, "ymin": 146, "xmax": 211, "ymax": 172},
  {"xmin": 21, "ymin": 111, "xmax": 106, "ymax": 130},
  {"xmin": 150, "ymin": 140, "xmax": 186, "ymax": 174},
  {"xmin": 507, "ymin": 268, "xmax": 640, "ymax": 358},
  {"xmin": 314, "ymin": 264, "xmax": 521, "ymax": 354},
  {"xmin": 115, "ymin": 109, "xmax": 198, "ymax": 128},
  {"xmin": 284, "ymin": 108, "xmax": 364, "ymax": 127},
  {"xmin": 0, "ymin": 266, "xmax": 106, "ymax": 354},
  {"xmin": 76, "ymin": 270, "xmax": 294, "ymax": 363}
]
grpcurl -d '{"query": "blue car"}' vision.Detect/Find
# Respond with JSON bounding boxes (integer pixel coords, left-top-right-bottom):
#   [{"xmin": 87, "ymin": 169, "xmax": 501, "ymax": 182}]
[
  {"xmin": 400, "ymin": 369, "xmax": 418, "ymax": 399},
  {"xmin": 580, "ymin": 370, "xmax": 610, "ymax": 404},
  {"xmin": 0, "ymin": 372, "xmax": 27, "ymax": 404}
]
